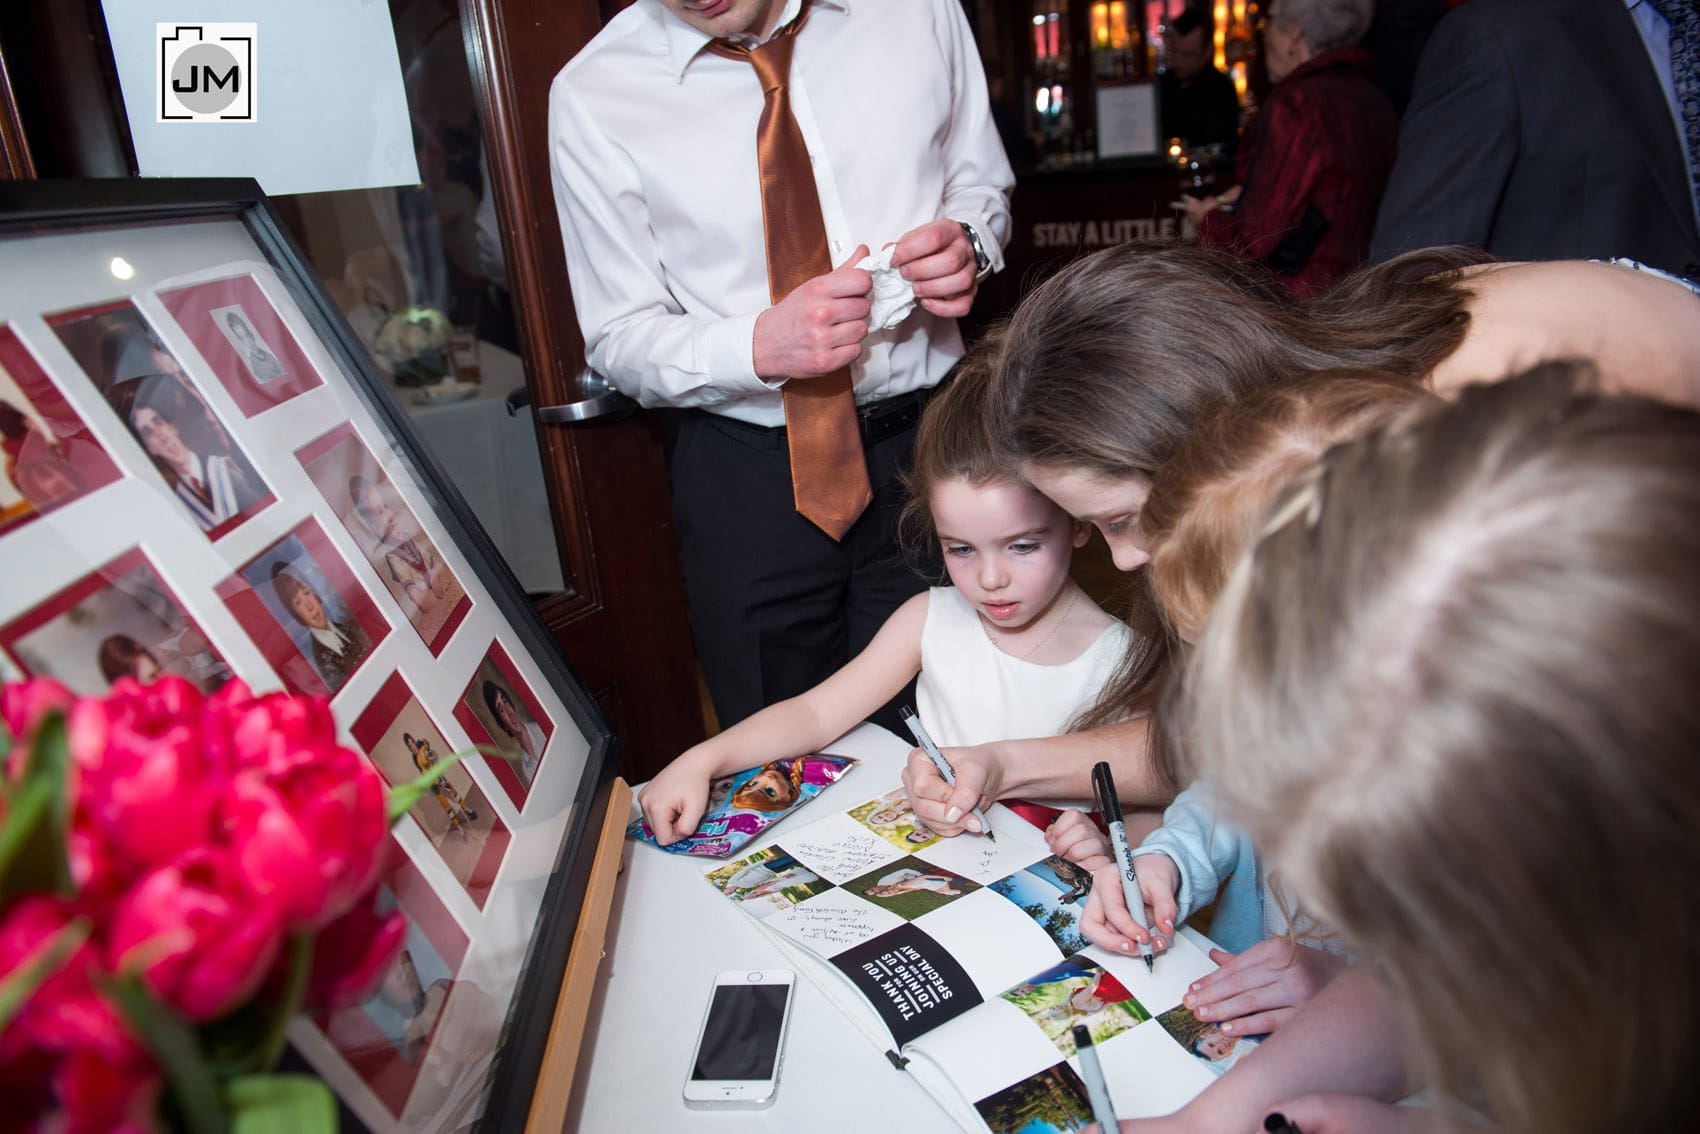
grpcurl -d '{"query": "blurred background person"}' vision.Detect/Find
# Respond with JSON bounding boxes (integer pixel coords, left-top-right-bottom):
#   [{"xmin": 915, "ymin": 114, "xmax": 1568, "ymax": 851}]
[
  {"xmin": 1159, "ymin": 5, "xmax": 1243, "ymax": 163},
  {"xmin": 1186, "ymin": 0, "xmax": 1396, "ymax": 295},
  {"xmin": 1372, "ymin": 0, "xmax": 1700, "ymax": 274}
]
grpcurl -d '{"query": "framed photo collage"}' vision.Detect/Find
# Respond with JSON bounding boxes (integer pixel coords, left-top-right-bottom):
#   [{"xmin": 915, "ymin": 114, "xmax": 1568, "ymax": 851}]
[{"xmin": 0, "ymin": 180, "xmax": 617, "ymax": 1133}]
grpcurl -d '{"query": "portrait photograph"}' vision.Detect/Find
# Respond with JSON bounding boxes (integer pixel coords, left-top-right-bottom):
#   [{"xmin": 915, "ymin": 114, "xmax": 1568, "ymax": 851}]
[
  {"xmin": 295, "ymin": 423, "xmax": 470, "ymax": 653},
  {"xmin": 1, "ymin": 547, "xmax": 233, "ymax": 695},
  {"xmin": 47, "ymin": 300, "xmax": 273, "ymax": 538},
  {"xmin": 452, "ymin": 642, "xmax": 553, "ymax": 809},
  {"xmin": 315, "ymin": 851, "xmax": 469, "ymax": 1119},
  {"xmin": 0, "ymin": 325, "xmax": 123, "ymax": 535},
  {"xmin": 351, "ymin": 674, "xmax": 510, "ymax": 910},
  {"xmin": 156, "ymin": 274, "xmax": 324, "ymax": 415},
  {"xmin": 217, "ymin": 519, "xmax": 389, "ymax": 698}
]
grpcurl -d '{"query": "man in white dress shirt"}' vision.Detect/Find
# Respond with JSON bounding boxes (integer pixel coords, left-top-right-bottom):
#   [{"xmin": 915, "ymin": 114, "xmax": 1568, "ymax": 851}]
[{"xmin": 548, "ymin": 0, "xmax": 1014, "ymax": 729}]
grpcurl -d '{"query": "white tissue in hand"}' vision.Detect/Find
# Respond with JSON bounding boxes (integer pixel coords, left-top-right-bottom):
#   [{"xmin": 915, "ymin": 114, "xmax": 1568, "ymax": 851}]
[{"xmin": 858, "ymin": 245, "xmax": 918, "ymax": 332}]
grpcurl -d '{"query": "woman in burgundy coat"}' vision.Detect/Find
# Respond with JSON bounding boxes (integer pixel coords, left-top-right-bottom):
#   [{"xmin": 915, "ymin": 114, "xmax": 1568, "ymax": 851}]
[{"xmin": 1190, "ymin": 0, "xmax": 1397, "ymax": 296}]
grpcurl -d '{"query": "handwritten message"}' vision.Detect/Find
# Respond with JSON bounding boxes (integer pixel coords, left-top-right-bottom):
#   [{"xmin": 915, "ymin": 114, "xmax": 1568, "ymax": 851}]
[
  {"xmin": 770, "ymin": 895, "xmax": 892, "ymax": 951},
  {"xmin": 785, "ymin": 830, "xmax": 900, "ymax": 882}
]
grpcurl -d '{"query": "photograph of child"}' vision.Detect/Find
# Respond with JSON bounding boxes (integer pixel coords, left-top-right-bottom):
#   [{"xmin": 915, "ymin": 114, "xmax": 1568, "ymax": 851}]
[
  {"xmin": 297, "ymin": 424, "xmax": 469, "ymax": 651},
  {"xmin": 0, "ymin": 326, "xmax": 121, "ymax": 535},
  {"xmin": 848, "ymin": 786, "xmax": 941, "ymax": 852},
  {"xmin": 2, "ymin": 548, "xmax": 232, "ymax": 695},
  {"xmin": 212, "ymin": 305, "xmax": 286, "ymax": 383},
  {"xmin": 156, "ymin": 275, "xmax": 323, "ymax": 416},
  {"xmin": 845, "ymin": 855, "xmax": 978, "ymax": 921},
  {"xmin": 48, "ymin": 302, "xmax": 272, "ymax": 537},
  {"xmin": 1155, "ymin": 1004, "xmax": 1255, "ymax": 1075},
  {"xmin": 706, "ymin": 845, "xmax": 835, "ymax": 916},
  {"xmin": 317, "ymin": 854, "xmax": 469, "ymax": 1119},
  {"xmin": 221, "ymin": 521, "xmax": 388, "ymax": 698},
  {"xmin": 974, "ymin": 1061, "xmax": 1095, "ymax": 1134},
  {"xmin": 351, "ymin": 676, "xmax": 509, "ymax": 910},
  {"xmin": 989, "ymin": 866, "xmax": 1093, "ymax": 955},
  {"xmin": 452, "ymin": 643, "xmax": 552, "ymax": 807},
  {"xmin": 1001, "ymin": 956, "xmax": 1150, "ymax": 1056}
]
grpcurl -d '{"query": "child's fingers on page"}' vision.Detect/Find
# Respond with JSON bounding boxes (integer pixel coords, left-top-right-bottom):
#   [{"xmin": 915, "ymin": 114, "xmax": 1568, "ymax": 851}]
[
  {"xmin": 1188, "ymin": 954, "xmax": 1266, "ymax": 1003},
  {"xmin": 1216, "ymin": 1006, "xmax": 1293, "ymax": 1037},
  {"xmin": 1188, "ymin": 983, "xmax": 1281, "ymax": 1025}
]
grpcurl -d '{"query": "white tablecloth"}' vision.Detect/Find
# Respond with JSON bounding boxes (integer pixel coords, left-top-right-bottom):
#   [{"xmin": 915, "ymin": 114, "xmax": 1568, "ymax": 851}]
[{"xmin": 400, "ymin": 344, "xmax": 565, "ymax": 595}]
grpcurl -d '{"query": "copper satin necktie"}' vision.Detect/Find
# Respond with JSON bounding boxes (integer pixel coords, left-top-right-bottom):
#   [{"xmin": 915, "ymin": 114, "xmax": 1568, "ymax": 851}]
[{"xmin": 712, "ymin": 5, "xmax": 872, "ymax": 541}]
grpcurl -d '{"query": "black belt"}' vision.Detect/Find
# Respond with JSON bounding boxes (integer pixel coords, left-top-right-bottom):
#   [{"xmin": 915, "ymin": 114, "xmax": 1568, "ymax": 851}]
[{"xmin": 699, "ymin": 390, "xmax": 929, "ymax": 449}]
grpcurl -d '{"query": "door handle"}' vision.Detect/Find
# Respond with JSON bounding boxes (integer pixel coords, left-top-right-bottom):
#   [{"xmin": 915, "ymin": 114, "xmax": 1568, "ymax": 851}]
[{"xmin": 511, "ymin": 370, "xmax": 636, "ymax": 423}]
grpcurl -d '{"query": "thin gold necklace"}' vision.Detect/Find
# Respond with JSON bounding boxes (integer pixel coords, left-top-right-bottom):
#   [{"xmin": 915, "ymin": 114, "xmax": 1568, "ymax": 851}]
[{"xmin": 985, "ymin": 588, "xmax": 1080, "ymax": 662}]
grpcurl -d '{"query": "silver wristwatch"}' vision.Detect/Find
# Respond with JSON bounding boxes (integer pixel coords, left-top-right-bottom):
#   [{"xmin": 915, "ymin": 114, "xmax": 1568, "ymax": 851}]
[{"xmin": 958, "ymin": 221, "xmax": 993, "ymax": 281}]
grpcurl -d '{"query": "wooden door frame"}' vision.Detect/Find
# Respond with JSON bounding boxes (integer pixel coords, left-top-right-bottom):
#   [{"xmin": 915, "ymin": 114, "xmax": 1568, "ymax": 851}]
[
  {"xmin": 0, "ymin": 43, "xmax": 35, "ymax": 179},
  {"xmin": 460, "ymin": 0, "xmax": 705, "ymax": 780}
]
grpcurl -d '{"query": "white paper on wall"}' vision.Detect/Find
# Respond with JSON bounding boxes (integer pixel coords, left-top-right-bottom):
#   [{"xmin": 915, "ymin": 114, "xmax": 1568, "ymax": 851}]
[{"xmin": 99, "ymin": 1, "xmax": 421, "ymax": 196}]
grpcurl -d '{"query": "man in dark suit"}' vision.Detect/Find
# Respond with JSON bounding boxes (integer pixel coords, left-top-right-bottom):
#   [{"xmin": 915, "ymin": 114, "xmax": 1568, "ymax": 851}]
[{"xmin": 1371, "ymin": 0, "xmax": 1700, "ymax": 274}]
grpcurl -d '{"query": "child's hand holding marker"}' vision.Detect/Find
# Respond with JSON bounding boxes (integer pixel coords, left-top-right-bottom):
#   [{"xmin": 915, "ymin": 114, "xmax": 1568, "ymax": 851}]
[{"xmin": 1080, "ymin": 854, "xmax": 1179, "ymax": 956}]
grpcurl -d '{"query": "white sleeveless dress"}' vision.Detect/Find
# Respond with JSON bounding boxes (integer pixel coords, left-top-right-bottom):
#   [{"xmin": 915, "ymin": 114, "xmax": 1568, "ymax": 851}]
[{"xmin": 913, "ymin": 587, "xmax": 1132, "ymax": 748}]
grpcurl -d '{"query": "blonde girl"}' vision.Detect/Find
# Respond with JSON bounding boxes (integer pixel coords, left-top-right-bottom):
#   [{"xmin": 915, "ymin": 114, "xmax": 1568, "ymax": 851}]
[{"xmin": 1142, "ymin": 365, "xmax": 1700, "ymax": 1133}]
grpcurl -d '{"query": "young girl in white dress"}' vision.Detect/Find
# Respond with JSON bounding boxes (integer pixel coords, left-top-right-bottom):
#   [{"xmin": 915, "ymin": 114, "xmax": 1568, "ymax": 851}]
[{"xmin": 638, "ymin": 360, "xmax": 1132, "ymax": 846}]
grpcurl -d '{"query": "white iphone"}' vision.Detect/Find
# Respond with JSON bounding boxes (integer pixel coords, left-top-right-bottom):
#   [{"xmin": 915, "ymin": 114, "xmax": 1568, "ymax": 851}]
[{"xmin": 682, "ymin": 968, "xmax": 797, "ymax": 1109}]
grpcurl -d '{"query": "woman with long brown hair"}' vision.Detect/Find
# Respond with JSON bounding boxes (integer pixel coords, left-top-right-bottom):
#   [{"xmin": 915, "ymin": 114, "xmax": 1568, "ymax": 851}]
[{"xmin": 905, "ymin": 241, "xmax": 1700, "ymax": 843}]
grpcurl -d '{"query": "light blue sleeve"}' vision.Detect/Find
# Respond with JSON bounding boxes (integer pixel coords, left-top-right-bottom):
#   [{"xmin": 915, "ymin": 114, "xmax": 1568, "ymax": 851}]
[
  {"xmin": 1133, "ymin": 782, "xmax": 1236, "ymax": 918},
  {"xmin": 1132, "ymin": 781, "xmax": 1266, "ymax": 955}
]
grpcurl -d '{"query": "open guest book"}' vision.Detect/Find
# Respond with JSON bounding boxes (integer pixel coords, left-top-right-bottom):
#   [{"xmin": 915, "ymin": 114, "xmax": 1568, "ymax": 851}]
[{"xmin": 698, "ymin": 780, "xmax": 1256, "ymax": 1132}]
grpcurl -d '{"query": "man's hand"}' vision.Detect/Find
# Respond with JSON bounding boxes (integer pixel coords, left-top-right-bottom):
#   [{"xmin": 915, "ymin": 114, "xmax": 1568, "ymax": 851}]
[
  {"xmin": 753, "ymin": 245, "xmax": 872, "ymax": 380},
  {"xmin": 891, "ymin": 219, "xmax": 979, "ymax": 318}
]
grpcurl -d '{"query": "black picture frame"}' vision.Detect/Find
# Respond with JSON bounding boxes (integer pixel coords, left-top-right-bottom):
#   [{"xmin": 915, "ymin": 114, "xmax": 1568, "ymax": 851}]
[{"xmin": 0, "ymin": 177, "xmax": 619, "ymax": 1132}]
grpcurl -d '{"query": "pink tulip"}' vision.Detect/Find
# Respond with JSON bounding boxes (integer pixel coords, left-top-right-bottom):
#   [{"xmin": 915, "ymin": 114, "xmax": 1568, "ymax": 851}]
[
  {"xmin": 1, "ymin": 677, "xmax": 74, "ymax": 779},
  {"xmin": 0, "ymin": 897, "xmax": 136, "ymax": 1065},
  {"xmin": 53, "ymin": 1048, "xmax": 161, "ymax": 1134},
  {"xmin": 106, "ymin": 850, "xmax": 284, "ymax": 1023},
  {"xmin": 225, "ymin": 747, "xmax": 389, "ymax": 932},
  {"xmin": 207, "ymin": 681, "xmax": 340, "ymax": 778},
  {"xmin": 67, "ymin": 679, "xmax": 222, "ymax": 878},
  {"xmin": 304, "ymin": 883, "xmax": 407, "ymax": 1012}
]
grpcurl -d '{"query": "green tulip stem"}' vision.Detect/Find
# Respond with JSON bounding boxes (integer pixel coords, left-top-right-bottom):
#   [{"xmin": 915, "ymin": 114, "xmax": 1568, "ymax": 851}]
[
  {"xmin": 385, "ymin": 745, "xmax": 497, "ymax": 826},
  {"xmin": 256, "ymin": 932, "xmax": 314, "ymax": 1073}
]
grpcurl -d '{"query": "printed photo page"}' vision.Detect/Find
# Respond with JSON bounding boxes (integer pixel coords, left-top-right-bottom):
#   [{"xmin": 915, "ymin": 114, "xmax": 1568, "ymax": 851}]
[{"xmin": 699, "ymin": 780, "xmax": 1251, "ymax": 1133}]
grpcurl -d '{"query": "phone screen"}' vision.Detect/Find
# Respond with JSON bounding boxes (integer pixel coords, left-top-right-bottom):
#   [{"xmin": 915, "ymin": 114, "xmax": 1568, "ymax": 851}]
[{"xmin": 690, "ymin": 983, "xmax": 790, "ymax": 1081}]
